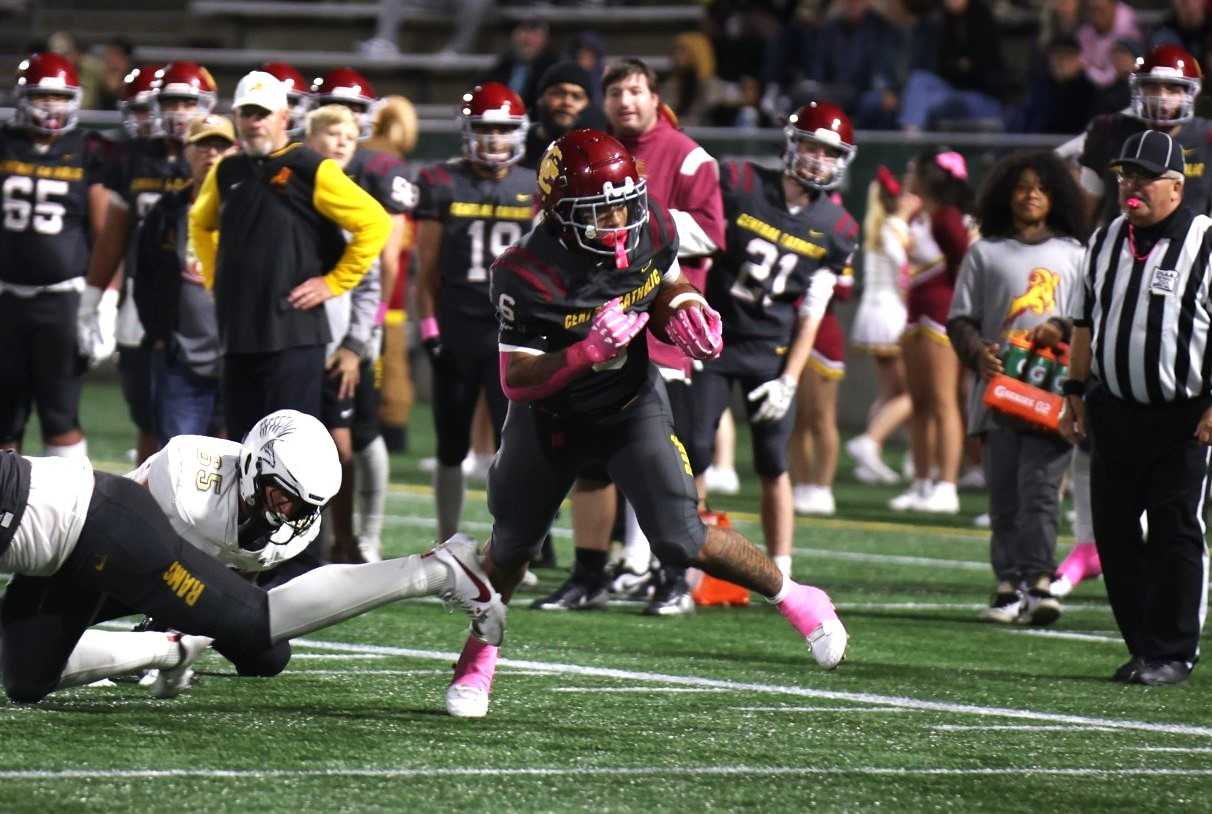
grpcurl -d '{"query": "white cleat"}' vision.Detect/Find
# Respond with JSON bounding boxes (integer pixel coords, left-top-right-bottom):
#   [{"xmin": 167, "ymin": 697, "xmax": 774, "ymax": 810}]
[
  {"xmin": 806, "ymin": 619, "xmax": 848, "ymax": 670},
  {"xmin": 358, "ymin": 536, "xmax": 383, "ymax": 563},
  {"xmin": 428, "ymin": 534, "xmax": 507, "ymax": 646},
  {"xmin": 445, "ymin": 682, "xmax": 490, "ymax": 718},
  {"xmin": 150, "ymin": 634, "xmax": 212, "ymax": 699}
]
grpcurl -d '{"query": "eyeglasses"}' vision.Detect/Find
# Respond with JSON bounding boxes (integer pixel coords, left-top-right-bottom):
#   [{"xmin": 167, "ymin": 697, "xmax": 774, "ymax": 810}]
[{"xmin": 1113, "ymin": 167, "xmax": 1166, "ymax": 186}]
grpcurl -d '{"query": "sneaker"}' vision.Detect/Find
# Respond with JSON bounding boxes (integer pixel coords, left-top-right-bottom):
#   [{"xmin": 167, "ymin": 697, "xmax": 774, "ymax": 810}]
[
  {"xmin": 644, "ymin": 570, "xmax": 695, "ymax": 616},
  {"xmin": 1049, "ymin": 573, "xmax": 1074, "ymax": 598},
  {"xmin": 425, "ymin": 534, "xmax": 507, "ymax": 646},
  {"xmin": 608, "ymin": 561, "xmax": 654, "ymax": 600},
  {"xmin": 889, "ymin": 480, "xmax": 930, "ymax": 511},
  {"xmin": 466, "ymin": 453, "xmax": 492, "ymax": 483},
  {"xmin": 519, "ymin": 568, "xmax": 539, "ymax": 587},
  {"xmin": 150, "ymin": 633, "xmax": 212, "ymax": 699},
  {"xmin": 1019, "ymin": 587, "xmax": 1062, "ymax": 626},
  {"xmin": 973, "ymin": 512, "xmax": 991, "ymax": 529},
  {"xmin": 419, "ymin": 456, "xmax": 438, "ymax": 474},
  {"xmin": 846, "ymin": 436, "xmax": 899, "ymax": 484},
  {"xmin": 853, "ymin": 464, "xmax": 890, "ymax": 485},
  {"xmin": 957, "ymin": 466, "xmax": 987, "ymax": 491},
  {"xmin": 793, "ymin": 485, "xmax": 836, "ymax": 516},
  {"xmin": 980, "ymin": 589, "xmax": 1023, "ymax": 624},
  {"xmin": 704, "ymin": 465, "xmax": 741, "ymax": 495},
  {"xmin": 529, "ymin": 575, "xmax": 609, "ymax": 611},
  {"xmin": 807, "ymin": 619, "xmax": 849, "ymax": 670},
  {"xmin": 912, "ymin": 481, "xmax": 959, "ymax": 514}
]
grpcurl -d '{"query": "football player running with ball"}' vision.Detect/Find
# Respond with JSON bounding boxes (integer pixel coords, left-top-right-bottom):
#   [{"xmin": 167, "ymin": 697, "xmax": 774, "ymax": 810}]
[
  {"xmin": 688, "ymin": 101, "xmax": 859, "ymax": 573},
  {"xmin": 443, "ymin": 129, "xmax": 849, "ymax": 719}
]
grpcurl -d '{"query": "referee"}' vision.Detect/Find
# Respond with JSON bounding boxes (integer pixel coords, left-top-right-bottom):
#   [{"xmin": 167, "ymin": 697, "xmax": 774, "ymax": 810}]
[
  {"xmin": 189, "ymin": 71, "xmax": 391, "ymax": 440},
  {"xmin": 1064, "ymin": 129, "xmax": 1212, "ymax": 686}
]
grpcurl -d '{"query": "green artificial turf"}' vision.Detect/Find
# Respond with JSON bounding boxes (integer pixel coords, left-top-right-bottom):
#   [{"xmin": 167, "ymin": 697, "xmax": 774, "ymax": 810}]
[{"xmin": 4, "ymin": 378, "xmax": 1209, "ymax": 812}]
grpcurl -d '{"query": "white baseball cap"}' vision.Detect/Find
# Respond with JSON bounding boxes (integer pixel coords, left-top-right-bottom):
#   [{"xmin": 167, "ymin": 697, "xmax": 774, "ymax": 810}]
[{"xmin": 233, "ymin": 70, "xmax": 288, "ymax": 113}]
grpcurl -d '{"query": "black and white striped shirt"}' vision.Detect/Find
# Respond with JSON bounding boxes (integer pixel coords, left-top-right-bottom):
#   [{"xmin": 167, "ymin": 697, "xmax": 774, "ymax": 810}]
[{"xmin": 1075, "ymin": 206, "xmax": 1212, "ymax": 404}]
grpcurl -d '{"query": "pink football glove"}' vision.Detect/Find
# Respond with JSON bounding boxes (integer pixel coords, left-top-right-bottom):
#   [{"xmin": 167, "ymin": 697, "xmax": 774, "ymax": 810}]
[
  {"xmin": 579, "ymin": 298, "xmax": 650, "ymax": 365},
  {"xmin": 667, "ymin": 304, "xmax": 723, "ymax": 360}
]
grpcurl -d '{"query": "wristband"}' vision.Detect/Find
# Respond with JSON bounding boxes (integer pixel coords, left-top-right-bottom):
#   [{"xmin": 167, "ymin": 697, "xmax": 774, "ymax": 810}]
[
  {"xmin": 419, "ymin": 316, "xmax": 440, "ymax": 341},
  {"xmin": 374, "ymin": 301, "xmax": 389, "ymax": 327},
  {"xmin": 667, "ymin": 292, "xmax": 708, "ymax": 310},
  {"xmin": 1060, "ymin": 378, "xmax": 1086, "ymax": 397}
]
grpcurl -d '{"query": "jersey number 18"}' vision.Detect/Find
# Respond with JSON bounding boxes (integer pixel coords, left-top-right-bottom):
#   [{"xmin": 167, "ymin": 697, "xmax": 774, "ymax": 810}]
[{"xmin": 467, "ymin": 220, "xmax": 523, "ymax": 283}]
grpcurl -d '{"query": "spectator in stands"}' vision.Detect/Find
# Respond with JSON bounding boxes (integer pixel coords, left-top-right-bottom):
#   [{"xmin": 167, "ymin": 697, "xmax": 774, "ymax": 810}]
[
  {"xmin": 134, "ymin": 115, "xmax": 236, "ymax": 443},
  {"xmin": 568, "ymin": 30, "xmax": 607, "ymax": 107},
  {"xmin": 1077, "ymin": 0, "xmax": 1141, "ymax": 89},
  {"xmin": 189, "ymin": 71, "xmax": 391, "ymax": 441},
  {"xmin": 363, "ymin": 96, "xmax": 419, "ymax": 455},
  {"xmin": 484, "ymin": 19, "xmax": 561, "ymax": 110},
  {"xmin": 899, "ymin": 0, "xmax": 1006, "ymax": 132},
  {"xmin": 95, "ymin": 37, "xmax": 133, "ymax": 111},
  {"xmin": 810, "ymin": 0, "xmax": 904, "ymax": 115},
  {"xmin": 1039, "ymin": 0, "xmax": 1081, "ymax": 50},
  {"xmin": 1095, "ymin": 38, "xmax": 1141, "ymax": 114},
  {"xmin": 663, "ymin": 32, "xmax": 747, "ymax": 126},
  {"xmin": 761, "ymin": 0, "xmax": 823, "ymax": 123},
  {"xmin": 1151, "ymin": 0, "xmax": 1212, "ymax": 67},
  {"xmin": 522, "ymin": 61, "xmax": 607, "ymax": 169},
  {"xmin": 1015, "ymin": 35, "xmax": 1099, "ymax": 134}
]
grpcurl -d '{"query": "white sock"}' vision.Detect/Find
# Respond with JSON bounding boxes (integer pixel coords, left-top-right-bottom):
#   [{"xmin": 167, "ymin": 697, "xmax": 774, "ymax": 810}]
[
  {"xmin": 773, "ymin": 554, "xmax": 792, "ymax": 577},
  {"xmin": 45, "ymin": 439, "xmax": 87, "ymax": 459},
  {"xmin": 767, "ymin": 573, "xmax": 794, "ymax": 604},
  {"xmin": 266, "ymin": 556, "xmax": 448, "ymax": 642},
  {"xmin": 621, "ymin": 502, "xmax": 652, "ymax": 572},
  {"xmin": 354, "ymin": 436, "xmax": 388, "ymax": 544},
  {"xmin": 434, "ymin": 464, "xmax": 465, "ymax": 542},
  {"xmin": 57, "ymin": 630, "xmax": 181, "ymax": 690}
]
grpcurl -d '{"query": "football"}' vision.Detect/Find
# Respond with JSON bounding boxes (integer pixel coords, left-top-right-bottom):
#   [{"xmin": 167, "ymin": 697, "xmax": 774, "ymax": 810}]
[{"xmin": 647, "ymin": 283, "xmax": 684, "ymax": 341}]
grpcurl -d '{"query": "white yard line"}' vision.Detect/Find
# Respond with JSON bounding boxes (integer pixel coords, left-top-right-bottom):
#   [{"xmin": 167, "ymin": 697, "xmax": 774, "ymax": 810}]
[
  {"xmin": 933, "ymin": 725, "xmax": 1113, "ymax": 732},
  {"xmin": 792, "ymin": 548, "xmax": 989, "ymax": 571},
  {"xmin": 998, "ymin": 629, "xmax": 1124, "ymax": 644},
  {"xmin": 733, "ymin": 706, "xmax": 913, "ymax": 713},
  {"xmin": 1134, "ymin": 746, "xmax": 1212, "ymax": 753},
  {"xmin": 551, "ymin": 687, "xmax": 729, "ymax": 693},
  {"xmin": 288, "ymin": 654, "xmax": 388, "ymax": 660},
  {"xmin": 293, "ymin": 638, "xmax": 1212, "ymax": 738},
  {"xmin": 838, "ymin": 602, "xmax": 1110, "ymax": 613},
  {"xmin": 4, "ymin": 767, "xmax": 1212, "ymax": 781}
]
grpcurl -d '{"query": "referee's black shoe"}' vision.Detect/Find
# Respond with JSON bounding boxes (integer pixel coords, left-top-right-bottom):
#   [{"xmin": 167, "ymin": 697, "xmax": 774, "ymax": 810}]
[
  {"xmin": 1134, "ymin": 660, "xmax": 1193, "ymax": 686},
  {"xmin": 1111, "ymin": 656, "xmax": 1144, "ymax": 683}
]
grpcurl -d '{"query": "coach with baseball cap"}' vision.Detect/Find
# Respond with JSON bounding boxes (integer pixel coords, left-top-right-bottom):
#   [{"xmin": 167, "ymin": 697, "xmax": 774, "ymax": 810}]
[
  {"xmin": 188, "ymin": 70, "xmax": 391, "ymax": 440},
  {"xmin": 1064, "ymin": 128, "xmax": 1212, "ymax": 685}
]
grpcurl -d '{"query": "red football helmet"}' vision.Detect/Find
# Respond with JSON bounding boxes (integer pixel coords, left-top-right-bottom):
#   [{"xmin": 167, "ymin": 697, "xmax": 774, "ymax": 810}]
[
  {"xmin": 154, "ymin": 61, "xmax": 217, "ymax": 140},
  {"xmin": 784, "ymin": 101, "xmax": 857, "ymax": 191},
  {"xmin": 310, "ymin": 68, "xmax": 376, "ymax": 136},
  {"xmin": 262, "ymin": 62, "xmax": 310, "ymax": 137},
  {"xmin": 1131, "ymin": 44, "xmax": 1203, "ymax": 125},
  {"xmin": 460, "ymin": 82, "xmax": 528, "ymax": 168},
  {"xmin": 537, "ymin": 128, "xmax": 648, "ymax": 259},
  {"xmin": 15, "ymin": 52, "xmax": 81, "ymax": 135},
  {"xmin": 120, "ymin": 64, "xmax": 162, "ymax": 138}
]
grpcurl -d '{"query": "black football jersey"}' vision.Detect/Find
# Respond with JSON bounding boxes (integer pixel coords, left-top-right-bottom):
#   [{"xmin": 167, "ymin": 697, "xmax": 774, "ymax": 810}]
[
  {"xmin": 416, "ymin": 159, "xmax": 537, "ymax": 330},
  {"xmin": 490, "ymin": 199, "xmax": 680, "ymax": 420},
  {"xmin": 0, "ymin": 126, "xmax": 107, "ymax": 286},
  {"xmin": 1080, "ymin": 112, "xmax": 1212, "ymax": 222},
  {"xmin": 346, "ymin": 146, "xmax": 416, "ymax": 214},
  {"xmin": 709, "ymin": 161, "xmax": 858, "ymax": 345},
  {"xmin": 104, "ymin": 136, "xmax": 191, "ymax": 283}
]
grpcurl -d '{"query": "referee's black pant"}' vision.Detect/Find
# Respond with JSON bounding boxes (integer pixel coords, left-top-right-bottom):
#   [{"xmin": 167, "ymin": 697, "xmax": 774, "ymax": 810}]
[
  {"xmin": 223, "ymin": 345, "xmax": 326, "ymax": 443},
  {"xmin": 1086, "ymin": 383, "xmax": 1211, "ymax": 666}
]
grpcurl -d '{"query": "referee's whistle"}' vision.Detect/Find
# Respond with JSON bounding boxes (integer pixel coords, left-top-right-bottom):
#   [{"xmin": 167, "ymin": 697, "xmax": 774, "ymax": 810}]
[{"xmin": 1125, "ymin": 196, "xmax": 1143, "ymax": 210}]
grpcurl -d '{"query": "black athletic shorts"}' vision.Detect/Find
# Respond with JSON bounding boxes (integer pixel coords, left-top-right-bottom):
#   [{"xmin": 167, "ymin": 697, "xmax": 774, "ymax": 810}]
[
  {"xmin": 322, "ymin": 357, "xmax": 383, "ymax": 449},
  {"xmin": 0, "ymin": 289, "xmax": 85, "ymax": 443},
  {"xmin": 118, "ymin": 343, "xmax": 157, "ymax": 434}
]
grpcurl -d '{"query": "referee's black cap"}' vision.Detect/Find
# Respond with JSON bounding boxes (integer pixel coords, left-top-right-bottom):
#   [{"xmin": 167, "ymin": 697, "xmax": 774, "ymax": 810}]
[{"xmin": 1109, "ymin": 129, "xmax": 1186, "ymax": 177}]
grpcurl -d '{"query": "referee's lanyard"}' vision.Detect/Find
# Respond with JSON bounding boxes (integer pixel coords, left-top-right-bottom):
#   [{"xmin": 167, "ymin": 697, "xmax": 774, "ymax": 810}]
[{"xmin": 1126, "ymin": 223, "xmax": 1155, "ymax": 262}]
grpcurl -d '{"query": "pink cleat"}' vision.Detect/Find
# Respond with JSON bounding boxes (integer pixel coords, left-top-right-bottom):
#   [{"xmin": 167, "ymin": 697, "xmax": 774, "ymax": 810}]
[
  {"xmin": 776, "ymin": 584, "xmax": 848, "ymax": 670},
  {"xmin": 1051, "ymin": 541, "xmax": 1102, "ymax": 598},
  {"xmin": 445, "ymin": 636, "xmax": 498, "ymax": 718}
]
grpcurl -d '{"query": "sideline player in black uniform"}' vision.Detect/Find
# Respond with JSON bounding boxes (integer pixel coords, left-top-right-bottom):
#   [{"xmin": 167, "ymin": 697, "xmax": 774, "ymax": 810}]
[
  {"xmin": 78, "ymin": 61, "xmax": 217, "ymax": 463},
  {"xmin": 442, "ymin": 129, "xmax": 850, "ymax": 719},
  {"xmin": 0, "ymin": 53, "xmax": 109, "ymax": 458},
  {"xmin": 1078, "ymin": 44, "xmax": 1212, "ymax": 223},
  {"xmin": 414, "ymin": 82, "xmax": 536, "ymax": 542},
  {"xmin": 690, "ymin": 101, "xmax": 859, "ymax": 573}
]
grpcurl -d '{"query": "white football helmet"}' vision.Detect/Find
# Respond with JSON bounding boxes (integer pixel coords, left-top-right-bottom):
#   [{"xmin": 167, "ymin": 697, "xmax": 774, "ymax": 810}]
[{"xmin": 239, "ymin": 410, "xmax": 341, "ymax": 539}]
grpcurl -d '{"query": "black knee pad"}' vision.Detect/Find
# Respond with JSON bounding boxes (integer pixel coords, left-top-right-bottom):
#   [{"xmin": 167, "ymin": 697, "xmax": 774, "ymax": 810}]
[
  {"xmin": 649, "ymin": 531, "xmax": 705, "ymax": 569},
  {"xmin": 229, "ymin": 640, "xmax": 292, "ymax": 678}
]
